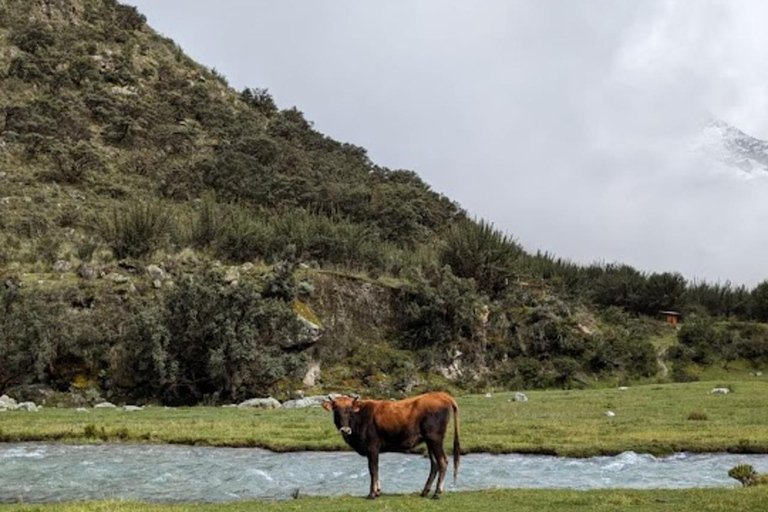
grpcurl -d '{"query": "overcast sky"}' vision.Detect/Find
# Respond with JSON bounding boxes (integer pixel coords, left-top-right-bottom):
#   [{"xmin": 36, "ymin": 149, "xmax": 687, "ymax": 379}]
[{"xmin": 126, "ymin": 0, "xmax": 768, "ymax": 285}]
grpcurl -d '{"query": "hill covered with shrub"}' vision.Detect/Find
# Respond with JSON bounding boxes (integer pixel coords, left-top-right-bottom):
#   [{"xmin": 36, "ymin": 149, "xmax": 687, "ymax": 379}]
[{"xmin": 1, "ymin": 0, "xmax": 766, "ymax": 405}]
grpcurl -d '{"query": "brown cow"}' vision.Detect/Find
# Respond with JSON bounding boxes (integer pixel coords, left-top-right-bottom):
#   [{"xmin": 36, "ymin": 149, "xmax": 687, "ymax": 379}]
[{"xmin": 322, "ymin": 391, "xmax": 460, "ymax": 499}]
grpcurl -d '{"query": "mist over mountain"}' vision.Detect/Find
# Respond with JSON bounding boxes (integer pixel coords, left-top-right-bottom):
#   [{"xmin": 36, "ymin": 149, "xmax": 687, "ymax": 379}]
[{"xmin": 694, "ymin": 119, "xmax": 768, "ymax": 174}]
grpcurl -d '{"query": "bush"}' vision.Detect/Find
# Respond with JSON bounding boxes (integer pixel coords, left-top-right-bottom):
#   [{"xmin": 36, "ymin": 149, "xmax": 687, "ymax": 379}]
[
  {"xmin": 728, "ymin": 465, "xmax": 767, "ymax": 487},
  {"xmin": 397, "ymin": 266, "xmax": 480, "ymax": 356},
  {"xmin": 687, "ymin": 412, "xmax": 708, "ymax": 421},
  {"xmin": 99, "ymin": 202, "xmax": 173, "ymax": 259},
  {"xmin": 159, "ymin": 271, "xmax": 308, "ymax": 404},
  {"xmin": 440, "ymin": 219, "xmax": 522, "ymax": 296},
  {"xmin": 49, "ymin": 141, "xmax": 105, "ymax": 184}
]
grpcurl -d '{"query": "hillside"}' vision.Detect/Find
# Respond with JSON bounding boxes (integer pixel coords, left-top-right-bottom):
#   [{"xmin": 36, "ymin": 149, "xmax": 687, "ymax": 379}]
[{"xmin": 1, "ymin": 0, "xmax": 767, "ymax": 406}]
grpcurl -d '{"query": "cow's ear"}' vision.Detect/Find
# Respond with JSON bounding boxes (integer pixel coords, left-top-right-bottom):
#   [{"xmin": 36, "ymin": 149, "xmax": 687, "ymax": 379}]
[{"xmin": 321, "ymin": 400, "xmax": 333, "ymax": 412}]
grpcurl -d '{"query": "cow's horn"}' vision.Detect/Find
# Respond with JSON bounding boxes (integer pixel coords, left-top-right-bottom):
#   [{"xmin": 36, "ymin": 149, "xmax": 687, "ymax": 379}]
[{"xmin": 352, "ymin": 394, "xmax": 360, "ymax": 402}]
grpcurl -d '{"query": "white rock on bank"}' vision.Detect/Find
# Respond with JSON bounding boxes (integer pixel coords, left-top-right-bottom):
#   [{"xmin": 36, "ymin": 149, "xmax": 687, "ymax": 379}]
[
  {"xmin": 618, "ymin": 386, "xmax": 629, "ymax": 391},
  {"xmin": 282, "ymin": 396, "xmax": 327, "ymax": 409},
  {"xmin": 710, "ymin": 388, "xmax": 730, "ymax": 395},
  {"xmin": 512, "ymin": 392, "xmax": 528, "ymax": 402},
  {"xmin": 94, "ymin": 402, "xmax": 117, "ymax": 409},
  {"xmin": 17, "ymin": 402, "xmax": 38, "ymax": 412},
  {"xmin": 123, "ymin": 405, "xmax": 144, "ymax": 412},
  {"xmin": 76, "ymin": 408, "xmax": 89, "ymax": 413},
  {"xmin": 0, "ymin": 395, "xmax": 18, "ymax": 411},
  {"xmin": 238, "ymin": 397, "xmax": 282, "ymax": 409}
]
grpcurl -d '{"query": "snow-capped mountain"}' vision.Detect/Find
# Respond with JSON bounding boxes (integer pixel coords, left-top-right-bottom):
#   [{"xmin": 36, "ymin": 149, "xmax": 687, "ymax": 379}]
[{"xmin": 696, "ymin": 119, "xmax": 768, "ymax": 173}]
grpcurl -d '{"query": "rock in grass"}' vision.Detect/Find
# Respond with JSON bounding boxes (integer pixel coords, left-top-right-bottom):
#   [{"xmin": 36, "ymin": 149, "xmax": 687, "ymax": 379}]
[
  {"xmin": 94, "ymin": 402, "xmax": 117, "ymax": 409},
  {"xmin": 605, "ymin": 410, "xmax": 616, "ymax": 418},
  {"xmin": 76, "ymin": 408, "xmax": 89, "ymax": 413},
  {"xmin": 146, "ymin": 265, "xmax": 166, "ymax": 281},
  {"xmin": 77, "ymin": 264, "xmax": 100, "ymax": 281},
  {"xmin": 513, "ymin": 392, "xmax": 528, "ymax": 402},
  {"xmin": 0, "ymin": 395, "xmax": 18, "ymax": 411},
  {"xmin": 238, "ymin": 397, "xmax": 281, "ymax": 409},
  {"xmin": 53, "ymin": 260, "xmax": 72, "ymax": 273},
  {"xmin": 710, "ymin": 388, "xmax": 730, "ymax": 395},
  {"xmin": 17, "ymin": 402, "xmax": 38, "ymax": 412},
  {"xmin": 618, "ymin": 386, "xmax": 629, "ymax": 391},
  {"xmin": 282, "ymin": 396, "xmax": 327, "ymax": 409},
  {"xmin": 123, "ymin": 405, "xmax": 143, "ymax": 412}
]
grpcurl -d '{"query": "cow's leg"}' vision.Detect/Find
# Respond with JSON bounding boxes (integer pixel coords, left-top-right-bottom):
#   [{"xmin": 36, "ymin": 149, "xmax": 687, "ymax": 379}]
[
  {"xmin": 432, "ymin": 445, "xmax": 449, "ymax": 499},
  {"xmin": 420, "ymin": 443, "xmax": 438, "ymax": 497},
  {"xmin": 367, "ymin": 450, "xmax": 379, "ymax": 499}
]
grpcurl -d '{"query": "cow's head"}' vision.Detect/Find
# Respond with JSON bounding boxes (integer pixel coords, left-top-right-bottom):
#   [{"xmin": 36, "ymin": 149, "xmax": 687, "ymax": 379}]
[{"xmin": 322, "ymin": 395, "xmax": 361, "ymax": 436}]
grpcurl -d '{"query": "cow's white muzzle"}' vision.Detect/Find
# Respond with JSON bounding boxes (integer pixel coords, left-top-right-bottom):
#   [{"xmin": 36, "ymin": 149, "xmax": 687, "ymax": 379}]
[{"xmin": 339, "ymin": 427, "xmax": 352, "ymax": 435}]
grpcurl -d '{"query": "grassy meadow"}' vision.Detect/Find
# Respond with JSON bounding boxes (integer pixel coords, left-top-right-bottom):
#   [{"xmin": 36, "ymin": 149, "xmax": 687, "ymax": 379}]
[
  {"xmin": 1, "ymin": 379, "xmax": 767, "ymax": 457},
  {"xmin": 2, "ymin": 488, "xmax": 768, "ymax": 512}
]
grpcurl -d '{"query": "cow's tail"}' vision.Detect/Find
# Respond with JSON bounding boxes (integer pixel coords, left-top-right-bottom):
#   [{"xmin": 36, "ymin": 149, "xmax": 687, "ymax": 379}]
[{"xmin": 450, "ymin": 396, "xmax": 461, "ymax": 485}]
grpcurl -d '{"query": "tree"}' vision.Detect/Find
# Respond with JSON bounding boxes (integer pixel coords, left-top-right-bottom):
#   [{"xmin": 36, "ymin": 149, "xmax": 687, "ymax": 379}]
[{"xmin": 751, "ymin": 281, "xmax": 768, "ymax": 322}]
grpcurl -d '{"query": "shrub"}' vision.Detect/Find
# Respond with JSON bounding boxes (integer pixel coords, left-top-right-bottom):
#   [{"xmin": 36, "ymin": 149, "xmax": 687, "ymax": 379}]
[
  {"xmin": 160, "ymin": 271, "xmax": 307, "ymax": 404},
  {"xmin": 83, "ymin": 424, "xmax": 98, "ymax": 439},
  {"xmin": 440, "ymin": 219, "xmax": 522, "ymax": 296},
  {"xmin": 728, "ymin": 465, "xmax": 765, "ymax": 487},
  {"xmin": 687, "ymin": 412, "xmax": 708, "ymax": 421},
  {"xmin": 99, "ymin": 202, "xmax": 173, "ymax": 259},
  {"xmin": 397, "ymin": 266, "xmax": 480, "ymax": 356},
  {"xmin": 49, "ymin": 141, "xmax": 105, "ymax": 184}
]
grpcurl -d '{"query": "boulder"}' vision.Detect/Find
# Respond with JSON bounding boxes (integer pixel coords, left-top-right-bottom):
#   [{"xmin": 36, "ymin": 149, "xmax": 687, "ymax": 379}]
[
  {"xmin": 240, "ymin": 262, "xmax": 255, "ymax": 273},
  {"xmin": 77, "ymin": 264, "xmax": 100, "ymax": 281},
  {"xmin": 123, "ymin": 405, "xmax": 143, "ymax": 411},
  {"xmin": 94, "ymin": 401, "xmax": 117, "ymax": 409},
  {"xmin": 618, "ymin": 386, "xmax": 629, "ymax": 391},
  {"xmin": 152, "ymin": 279, "xmax": 162, "ymax": 289},
  {"xmin": 513, "ymin": 392, "xmax": 528, "ymax": 402},
  {"xmin": 302, "ymin": 361, "xmax": 321, "ymax": 388},
  {"xmin": 17, "ymin": 402, "xmax": 38, "ymax": 412},
  {"xmin": 605, "ymin": 410, "xmax": 616, "ymax": 418},
  {"xmin": 484, "ymin": 392, "xmax": 493, "ymax": 398},
  {"xmin": 238, "ymin": 397, "xmax": 281, "ymax": 409},
  {"xmin": 224, "ymin": 268, "xmax": 240, "ymax": 284},
  {"xmin": 281, "ymin": 396, "xmax": 327, "ymax": 409},
  {"xmin": 53, "ymin": 260, "xmax": 72, "ymax": 273},
  {"xmin": 76, "ymin": 408, "xmax": 89, "ymax": 413},
  {"xmin": 710, "ymin": 388, "xmax": 730, "ymax": 395},
  {"xmin": 0, "ymin": 395, "xmax": 19, "ymax": 411},
  {"xmin": 107, "ymin": 273, "xmax": 130, "ymax": 284},
  {"xmin": 146, "ymin": 265, "xmax": 166, "ymax": 281}
]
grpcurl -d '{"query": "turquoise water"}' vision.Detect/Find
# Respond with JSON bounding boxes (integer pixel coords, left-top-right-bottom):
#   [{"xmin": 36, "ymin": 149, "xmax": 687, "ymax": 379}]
[{"xmin": 1, "ymin": 443, "xmax": 766, "ymax": 503}]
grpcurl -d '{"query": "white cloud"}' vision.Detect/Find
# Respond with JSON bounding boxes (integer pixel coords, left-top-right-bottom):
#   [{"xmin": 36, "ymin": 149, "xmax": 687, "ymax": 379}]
[{"xmin": 128, "ymin": 0, "xmax": 768, "ymax": 285}]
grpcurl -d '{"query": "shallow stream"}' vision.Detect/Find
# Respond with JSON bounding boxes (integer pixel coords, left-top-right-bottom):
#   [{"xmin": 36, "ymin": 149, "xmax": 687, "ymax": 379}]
[{"xmin": 1, "ymin": 443, "xmax": 766, "ymax": 503}]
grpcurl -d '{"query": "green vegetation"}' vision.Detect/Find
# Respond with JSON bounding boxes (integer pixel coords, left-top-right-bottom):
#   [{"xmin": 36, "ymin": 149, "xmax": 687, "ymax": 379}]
[
  {"xmin": 729, "ymin": 465, "xmax": 768, "ymax": 487},
  {"xmin": 2, "ymin": 488, "xmax": 768, "ymax": 512},
  {"xmin": 1, "ymin": 0, "xmax": 768, "ymax": 405},
  {"xmin": 1, "ymin": 381, "xmax": 767, "ymax": 456}
]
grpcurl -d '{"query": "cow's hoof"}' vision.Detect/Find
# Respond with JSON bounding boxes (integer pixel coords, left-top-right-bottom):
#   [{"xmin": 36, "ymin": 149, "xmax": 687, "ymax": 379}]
[
  {"xmin": 420, "ymin": 491, "xmax": 430, "ymax": 498},
  {"xmin": 432, "ymin": 493, "xmax": 441, "ymax": 500},
  {"xmin": 366, "ymin": 494, "xmax": 377, "ymax": 500}
]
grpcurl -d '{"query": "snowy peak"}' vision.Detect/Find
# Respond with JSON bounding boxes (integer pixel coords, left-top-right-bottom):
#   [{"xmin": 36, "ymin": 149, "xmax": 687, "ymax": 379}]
[{"xmin": 696, "ymin": 119, "xmax": 768, "ymax": 173}]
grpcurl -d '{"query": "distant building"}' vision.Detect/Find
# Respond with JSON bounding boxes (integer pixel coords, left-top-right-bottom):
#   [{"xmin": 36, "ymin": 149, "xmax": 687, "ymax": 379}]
[{"xmin": 659, "ymin": 310, "xmax": 682, "ymax": 326}]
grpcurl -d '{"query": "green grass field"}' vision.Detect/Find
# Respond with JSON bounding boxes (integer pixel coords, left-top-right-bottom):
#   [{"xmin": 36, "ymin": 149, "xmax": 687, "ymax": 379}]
[
  {"xmin": 1, "ymin": 380, "xmax": 767, "ymax": 456},
  {"xmin": 2, "ymin": 488, "xmax": 768, "ymax": 512}
]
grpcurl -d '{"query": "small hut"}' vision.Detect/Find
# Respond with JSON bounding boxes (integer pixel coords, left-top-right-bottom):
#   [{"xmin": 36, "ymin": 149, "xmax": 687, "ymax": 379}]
[{"xmin": 659, "ymin": 310, "xmax": 682, "ymax": 326}]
